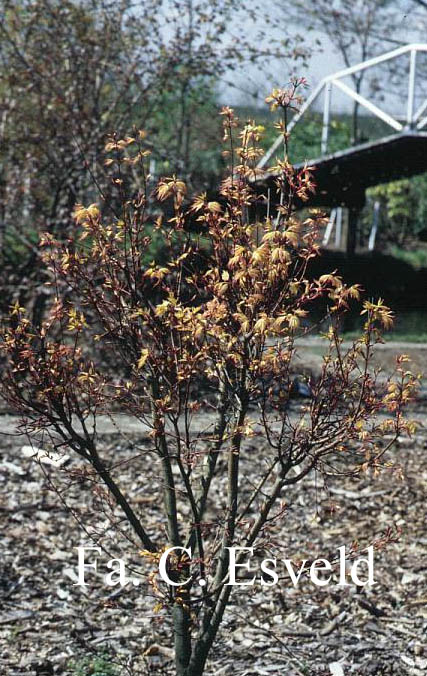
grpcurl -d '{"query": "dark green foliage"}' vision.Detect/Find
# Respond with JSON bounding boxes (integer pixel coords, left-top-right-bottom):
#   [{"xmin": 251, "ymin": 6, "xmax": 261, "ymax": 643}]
[{"xmin": 69, "ymin": 651, "xmax": 118, "ymax": 676}]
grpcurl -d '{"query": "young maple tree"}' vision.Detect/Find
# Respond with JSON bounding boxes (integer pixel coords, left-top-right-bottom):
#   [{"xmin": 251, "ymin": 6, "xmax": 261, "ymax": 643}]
[{"xmin": 0, "ymin": 84, "xmax": 418, "ymax": 675}]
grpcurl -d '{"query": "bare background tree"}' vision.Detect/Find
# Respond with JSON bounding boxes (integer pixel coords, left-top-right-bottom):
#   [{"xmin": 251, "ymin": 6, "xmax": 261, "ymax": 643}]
[
  {"xmin": 284, "ymin": 0, "xmax": 400, "ymax": 143},
  {"xmin": 0, "ymin": 0, "xmax": 296, "ymax": 320}
]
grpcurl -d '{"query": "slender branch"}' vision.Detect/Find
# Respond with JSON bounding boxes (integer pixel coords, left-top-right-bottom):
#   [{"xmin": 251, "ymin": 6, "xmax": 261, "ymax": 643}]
[{"xmin": 150, "ymin": 379, "xmax": 181, "ymax": 547}]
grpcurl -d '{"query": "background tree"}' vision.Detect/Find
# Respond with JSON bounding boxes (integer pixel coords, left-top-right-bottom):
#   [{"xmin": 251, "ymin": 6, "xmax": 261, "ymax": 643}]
[
  {"xmin": 285, "ymin": 0, "xmax": 398, "ymax": 143},
  {"xmin": 366, "ymin": 176, "xmax": 427, "ymax": 247},
  {"xmin": 0, "ymin": 0, "xmax": 295, "ymax": 318},
  {"xmin": 0, "ymin": 0, "xmax": 164, "ymax": 317}
]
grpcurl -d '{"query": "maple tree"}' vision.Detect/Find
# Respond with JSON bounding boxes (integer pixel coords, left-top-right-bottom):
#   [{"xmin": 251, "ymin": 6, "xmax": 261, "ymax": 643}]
[{"xmin": 0, "ymin": 85, "xmax": 418, "ymax": 675}]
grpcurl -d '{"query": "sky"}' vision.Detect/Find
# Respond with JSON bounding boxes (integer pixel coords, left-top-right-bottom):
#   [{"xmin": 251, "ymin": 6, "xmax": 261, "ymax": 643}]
[
  {"xmin": 219, "ymin": 3, "xmax": 424, "ymax": 114},
  {"xmin": 219, "ymin": 28, "xmax": 346, "ymax": 108}
]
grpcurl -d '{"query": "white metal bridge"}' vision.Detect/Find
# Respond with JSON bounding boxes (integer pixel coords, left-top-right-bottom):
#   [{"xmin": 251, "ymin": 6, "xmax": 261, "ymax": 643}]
[{"xmin": 255, "ymin": 44, "xmax": 427, "ymax": 254}]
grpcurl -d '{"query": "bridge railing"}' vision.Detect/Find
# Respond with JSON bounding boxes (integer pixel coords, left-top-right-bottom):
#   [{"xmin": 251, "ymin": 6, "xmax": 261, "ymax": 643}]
[{"xmin": 258, "ymin": 43, "xmax": 427, "ymax": 170}]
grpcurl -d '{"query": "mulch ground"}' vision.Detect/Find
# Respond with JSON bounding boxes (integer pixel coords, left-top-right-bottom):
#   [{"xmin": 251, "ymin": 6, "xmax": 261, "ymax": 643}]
[{"xmin": 1, "ymin": 340, "xmax": 426, "ymax": 676}]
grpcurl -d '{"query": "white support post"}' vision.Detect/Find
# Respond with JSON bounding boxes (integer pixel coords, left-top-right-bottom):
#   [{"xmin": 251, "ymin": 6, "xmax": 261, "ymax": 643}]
[
  {"xmin": 321, "ymin": 82, "xmax": 332, "ymax": 154},
  {"xmin": 407, "ymin": 49, "xmax": 417, "ymax": 128},
  {"xmin": 149, "ymin": 157, "xmax": 156, "ymax": 181},
  {"xmin": 323, "ymin": 208, "xmax": 336, "ymax": 245},
  {"xmin": 368, "ymin": 201, "xmax": 380, "ymax": 251},
  {"xmin": 335, "ymin": 207, "xmax": 343, "ymax": 248}
]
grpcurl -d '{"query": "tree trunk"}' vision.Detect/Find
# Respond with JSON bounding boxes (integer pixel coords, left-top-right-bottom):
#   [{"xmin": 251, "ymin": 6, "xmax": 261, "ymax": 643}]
[
  {"xmin": 173, "ymin": 600, "xmax": 192, "ymax": 675},
  {"xmin": 351, "ymin": 74, "xmax": 363, "ymax": 146},
  {"xmin": 352, "ymin": 99, "xmax": 360, "ymax": 145}
]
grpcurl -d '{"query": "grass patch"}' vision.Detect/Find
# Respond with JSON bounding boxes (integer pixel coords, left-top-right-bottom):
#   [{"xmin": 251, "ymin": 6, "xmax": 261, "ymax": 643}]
[
  {"xmin": 388, "ymin": 245, "xmax": 427, "ymax": 270},
  {"xmin": 69, "ymin": 651, "xmax": 118, "ymax": 676}
]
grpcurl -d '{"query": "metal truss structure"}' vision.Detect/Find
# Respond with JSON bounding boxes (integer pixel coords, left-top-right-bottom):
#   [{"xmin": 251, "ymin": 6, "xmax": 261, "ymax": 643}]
[{"xmin": 258, "ymin": 43, "xmax": 427, "ymax": 170}]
